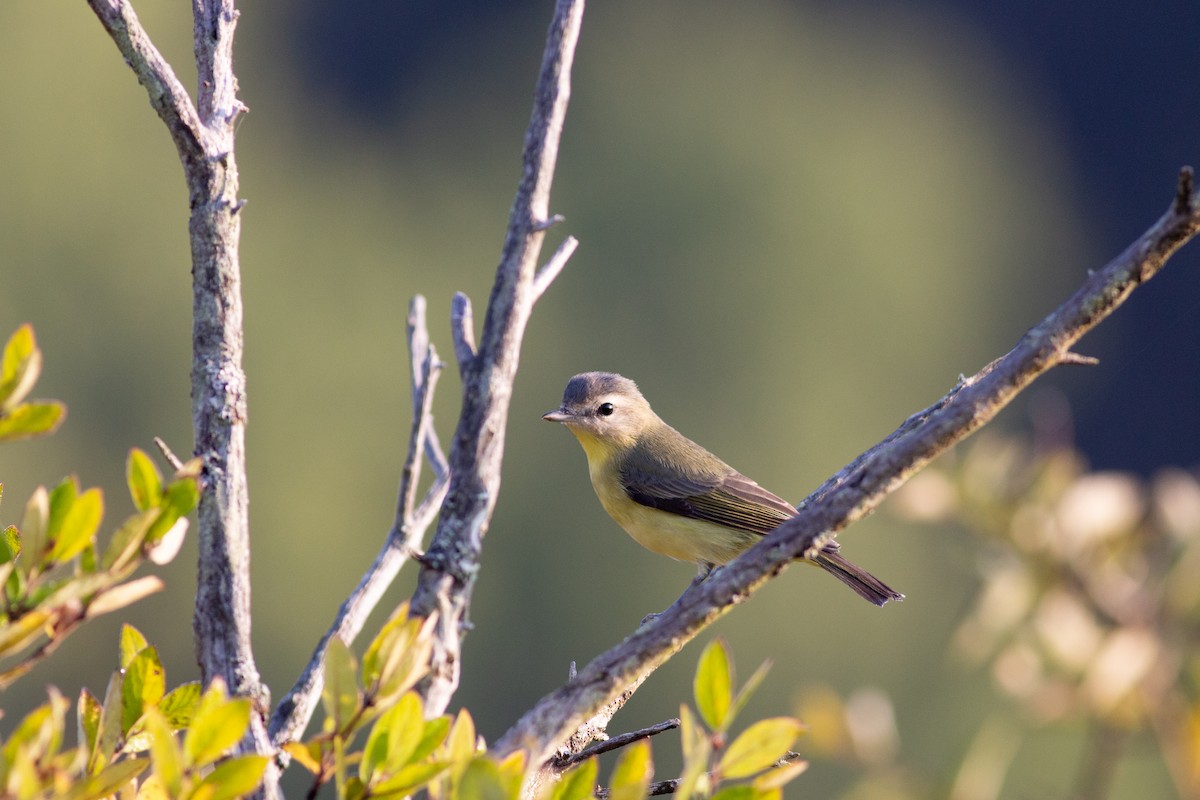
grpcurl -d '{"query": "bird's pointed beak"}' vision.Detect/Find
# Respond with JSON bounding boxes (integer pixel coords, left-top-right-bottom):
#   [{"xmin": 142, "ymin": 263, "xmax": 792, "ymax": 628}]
[{"xmin": 543, "ymin": 408, "xmax": 572, "ymax": 423}]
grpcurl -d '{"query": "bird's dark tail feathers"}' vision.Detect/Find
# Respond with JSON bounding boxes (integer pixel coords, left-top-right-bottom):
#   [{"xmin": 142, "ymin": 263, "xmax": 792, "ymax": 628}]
[{"xmin": 813, "ymin": 547, "xmax": 904, "ymax": 607}]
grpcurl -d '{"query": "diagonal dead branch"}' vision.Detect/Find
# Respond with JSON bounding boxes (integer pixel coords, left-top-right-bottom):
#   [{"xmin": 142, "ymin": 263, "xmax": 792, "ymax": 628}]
[
  {"xmin": 493, "ymin": 170, "xmax": 1200, "ymax": 769},
  {"xmin": 407, "ymin": 0, "xmax": 585, "ymax": 718},
  {"xmin": 534, "ymin": 235, "xmax": 580, "ymax": 301},
  {"xmin": 267, "ymin": 295, "xmax": 447, "ymax": 747}
]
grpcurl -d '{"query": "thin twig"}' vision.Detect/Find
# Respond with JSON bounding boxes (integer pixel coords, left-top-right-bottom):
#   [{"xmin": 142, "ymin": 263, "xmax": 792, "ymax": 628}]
[
  {"xmin": 560, "ymin": 719, "xmax": 680, "ymax": 767},
  {"xmin": 153, "ymin": 436, "xmax": 186, "ymax": 472},
  {"xmin": 267, "ymin": 295, "xmax": 447, "ymax": 747},
  {"xmin": 533, "ymin": 235, "xmax": 580, "ymax": 301},
  {"xmin": 493, "ymin": 170, "xmax": 1200, "ymax": 768},
  {"xmin": 407, "ymin": 0, "xmax": 585, "ymax": 718}
]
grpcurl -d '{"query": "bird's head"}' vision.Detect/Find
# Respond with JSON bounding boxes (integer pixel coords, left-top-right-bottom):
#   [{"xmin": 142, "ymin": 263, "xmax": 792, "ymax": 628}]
[{"xmin": 543, "ymin": 371, "xmax": 657, "ymax": 456}]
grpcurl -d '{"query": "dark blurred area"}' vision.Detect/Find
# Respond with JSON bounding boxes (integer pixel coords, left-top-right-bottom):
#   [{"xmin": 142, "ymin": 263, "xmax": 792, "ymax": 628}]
[{"xmin": 1, "ymin": 0, "xmax": 1196, "ymax": 797}]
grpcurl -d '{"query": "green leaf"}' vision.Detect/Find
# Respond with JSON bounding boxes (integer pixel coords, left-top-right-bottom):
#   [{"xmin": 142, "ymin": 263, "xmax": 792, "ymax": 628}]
[
  {"xmin": 752, "ymin": 759, "xmax": 808, "ymax": 792},
  {"xmin": 0, "ymin": 402, "xmax": 66, "ymax": 442},
  {"xmin": 0, "ymin": 608, "xmax": 50, "ymax": 659},
  {"xmin": 457, "ymin": 757, "xmax": 516, "ymax": 800},
  {"xmin": 78, "ymin": 688, "xmax": 102, "ymax": 757},
  {"xmin": 361, "ymin": 691, "xmax": 424, "ymax": 783},
  {"xmin": 0, "ymin": 525, "xmax": 20, "ymax": 563},
  {"xmin": 188, "ymin": 754, "xmax": 269, "ymax": 800},
  {"xmin": 717, "ymin": 718, "xmax": 805, "ymax": 780},
  {"xmin": 48, "ymin": 487, "xmax": 104, "ymax": 564},
  {"xmin": 120, "ymin": 625, "xmax": 150, "ymax": 670},
  {"xmin": 183, "ymin": 684, "xmax": 251, "ymax": 769},
  {"xmin": 19, "ymin": 487, "xmax": 48, "ymax": 569},
  {"xmin": 45, "ymin": 477, "xmax": 79, "ymax": 558},
  {"xmin": 145, "ymin": 477, "xmax": 199, "ymax": 545},
  {"xmin": 709, "ymin": 786, "xmax": 764, "ymax": 800},
  {"xmin": 550, "ymin": 757, "xmax": 598, "ymax": 800},
  {"xmin": 729, "ymin": 659, "xmax": 773, "ymax": 724},
  {"xmin": 0, "ymin": 324, "xmax": 40, "ymax": 411},
  {"xmin": 607, "ymin": 740, "xmax": 652, "ymax": 800},
  {"xmin": 158, "ymin": 681, "xmax": 202, "ymax": 729},
  {"xmin": 121, "ymin": 646, "xmax": 166, "ymax": 734},
  {"xmin": 411, "ymin": 714, "xmax": 452, "ymax": 765},
  {"xmin": 89, "ymin": 672, "xmax": 126, "ymax": 773},
  {"xmin": 282, "ymin": 740, "xmax": 324, "ymax": 775},
  {"xmin": 322, "ymin": 637, "xmax": 361, "ymax": 735},
  {"xmin": 677, "ymin": 704, "xmax": 712, "ymax": 800},
  {"xmin": 62, "ymin": 756, "xmax": 149, "ymax": 800},
  {"xmin": 695, "ymin": 639, "xmax": 734, "ymax": 732},
  {"xmin": 444, "ymin": 707, "xmax": 478, "ymax": 765},
  {"xmin": 371, "ymin": 761, "xmax": 453, "ymax": 798},
  {"xmin": 126, "ymin": 449, "xmax": 162, "ymax": 513},
  {"xmin": 141, "ymin": 708, "xmax": 182, "ymax": 797},
  {"xmin": 101, "ymin": 509, "xmax": 157, "ymax": 571}
]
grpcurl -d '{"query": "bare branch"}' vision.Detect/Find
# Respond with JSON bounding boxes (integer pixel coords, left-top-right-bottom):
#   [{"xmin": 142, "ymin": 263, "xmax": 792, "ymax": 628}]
[
  {"xmin": 88, "ymin": 0, "xmax": 273, "ymax": 787},
  {"xmin": 153, "ymin": 436, "xmax": 186, "ymax": 472},
  {"xmin": 408, "ymin": 0, "xmax": 586, "ymax": 718},
  {"xmin": 493, "ymin": 173, "xmax": 1200, "ymax": 767},
  {"xmin": 267, "ymin": 295, "xmax": 447, "ymax": 746},
  {"xmin": 85, "ymin": 0, "xmax": 205, "ymax": 166}
]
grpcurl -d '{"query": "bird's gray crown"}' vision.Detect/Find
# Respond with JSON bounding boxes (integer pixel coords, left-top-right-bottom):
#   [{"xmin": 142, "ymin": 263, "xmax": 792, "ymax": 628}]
[{"xmin": 562, "ymin": 372, "xmax": 640, "ymax": 406}]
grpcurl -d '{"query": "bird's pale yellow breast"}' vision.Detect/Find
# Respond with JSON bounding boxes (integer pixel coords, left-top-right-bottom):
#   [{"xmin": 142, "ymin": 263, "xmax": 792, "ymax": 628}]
[{"xmin": 569, "ymin": 427, "xmax": 758, "ymax": 565}]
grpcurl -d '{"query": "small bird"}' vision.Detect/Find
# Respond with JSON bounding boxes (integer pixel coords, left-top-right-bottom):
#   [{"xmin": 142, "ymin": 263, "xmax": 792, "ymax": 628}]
[{"xmin": 544, "ymin": 372, "xmax": 902, "ymax": 606}]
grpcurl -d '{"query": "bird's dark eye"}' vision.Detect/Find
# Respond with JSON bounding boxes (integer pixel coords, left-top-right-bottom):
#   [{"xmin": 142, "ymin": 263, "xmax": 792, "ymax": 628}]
[{"xmin": 597, "ymin": 402, "xmax": 615, "ymax": 417}]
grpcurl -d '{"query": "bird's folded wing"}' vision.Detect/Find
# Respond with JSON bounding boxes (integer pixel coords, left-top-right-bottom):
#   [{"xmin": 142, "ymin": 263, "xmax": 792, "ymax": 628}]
[{"xmin": 620, "ymin": 464, "xmax": 795, "ymax": 535}]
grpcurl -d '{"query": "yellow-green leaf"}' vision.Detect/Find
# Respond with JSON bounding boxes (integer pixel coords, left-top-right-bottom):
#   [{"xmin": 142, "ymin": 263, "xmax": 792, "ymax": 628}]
[
  {"xmin": 751, "ymin": 759, "xmax": 808, "ymax": 791},
  {"xmin": 361, "ymin": 691, "xmax": 424, "ymax": 783},
  {"xmin": 48, "ymin": 487, "xmax": 103, "ymax": 564},
  {"xmin": 126, "ymin": 449, "xmax": 162, "ymax": 513},
  {"xmin": 444, "ymin": 707, "xmax": 479, "ymax": 764},
  {"xmin": 321, "ymin": 637, "xmax": 361, "ymax": 735},
  {"xmin": 677, "ymin": 704, "xmax": 712, "ymax": 800},
  {"xmin": 694, "ymin": 639, "xmax": 733, "ymax": 732},
  {"xmin": 188, "ymin": 754, "xmax": 269, "ymax": 800},
  {"xmin": 607, "ymin": 739, "xmax": 652, "ymax": 800},
  {"xmin": 457, "ymin": 757, "xmax": 515, "ymax": 800},
  {"xmin": 412, "ymin": 715, "xmax": 452, "ymax": 764},
  {"xmin": 282, "ymin": 740, "xmax": 324, "ymax": 774},
  {"xmin": 0, "ymin": 608, "xmax": 50, "ymax": 659},
  {"xmin": 0, "ymin": 525, "xmax": 20, "ymax": 563},
  {"xmin": 371, "ymin": 761, "xmax": 452, "ymax": 798},
  {"xmin": 142, "ymin": 708, "xmax": 182, "ymax": 797},
  {"xmin": 709, "ymin": 786, "xmax": 764, "ymax": 800},
  {"xmin": 62, "ymin": 756, "xmax": 149, "ymax": 800},
  {"xmin": 0, "ymin": 402, "xmax": 66, "ymax": 442},
  {"xmin": 729, "ymin": 659, "xmax": 773, "ymax": 724},
  {"xmin": 120, "ymin": 625, "xmax": 150, "ymax": 670},
  {"xmin": 89, "ymin": 672, "xmax": 125, "ymax": 773},
  {"xmin": 717, "ymin": 718, "xmax": 805, "ymax": 780},
  {"xmin": 184, "ymin": 687, "xmax": 251, "ymax": 769},
  {"xmin": 0, "ymin": 324, "xmax": 40, "ymax": 410},
  {"xmin": 78, "ymin": 688, "xmax": 102, "ymax": 757},
  {"xmin": 20, "ymin": 487, "xmax": 48, "ymax": 568},
  {"xmin": 122, "ymin": 646, "xmax": 166, "ymax": 734},
  {"xmin": 159, "ymin": 682, "xmax": 201, "ymax": 729},
  {"xmin": 550, "ymin": 756, "xmax": 598, "ymax": 800},
  {"xmin": 102, "ymin": 509, "xmax": 157, "ymax": 571}
]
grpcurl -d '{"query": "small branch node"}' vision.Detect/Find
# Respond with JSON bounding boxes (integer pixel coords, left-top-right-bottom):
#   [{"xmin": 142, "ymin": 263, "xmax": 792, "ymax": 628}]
[
  {"xmin": 1059, "ymin": 351, "xmax": 1100, "ymax": 367},
  {"xmin": 451, "ymin": 292, "xmax": 478, "ymax": 371},
  {"xmin": 532, "ymin": 213, "xmax": 566, "ymax": 232},
  {"xmin": 1175, "ymin": 166, "xmax": 1194, "ymax": 215},
  {"xmin": 231, "ymin": 198, "xmax": 248, "ymax": 215}
]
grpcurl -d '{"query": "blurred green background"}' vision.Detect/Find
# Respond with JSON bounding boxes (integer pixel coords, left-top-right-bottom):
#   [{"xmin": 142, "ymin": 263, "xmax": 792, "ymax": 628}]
[{"xmin": 2, "ymin": 1, "xmax": 1196, "ymax": 797}]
